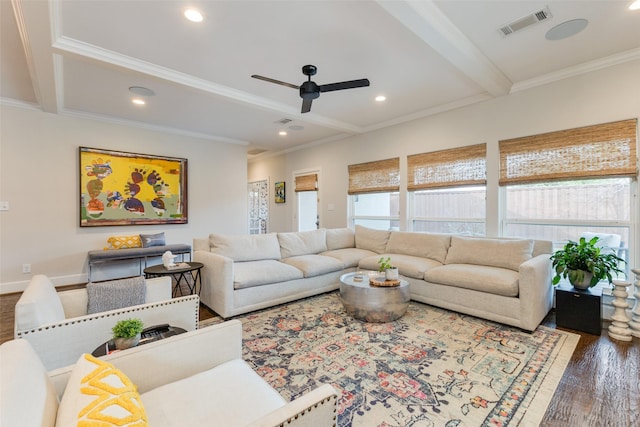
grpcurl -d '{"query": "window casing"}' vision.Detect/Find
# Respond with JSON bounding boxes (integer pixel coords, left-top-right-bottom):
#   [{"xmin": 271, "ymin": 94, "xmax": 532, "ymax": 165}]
[{"xmin": 348, "ymin": 158, "xmax": 400, "ymax": 230}]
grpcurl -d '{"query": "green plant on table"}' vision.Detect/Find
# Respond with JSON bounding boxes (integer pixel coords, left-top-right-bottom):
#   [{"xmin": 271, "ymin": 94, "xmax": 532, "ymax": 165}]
[
  {"xmin": 550, "ymin": 236, "xmax": 624, "ymax": 288},
  {"xmin": 378, "ymin": 257, "xmax": 394, "ymax": 272},
  {"xmin": 112, "ymin": 318, "xmax": 144, "ymax": 339}
]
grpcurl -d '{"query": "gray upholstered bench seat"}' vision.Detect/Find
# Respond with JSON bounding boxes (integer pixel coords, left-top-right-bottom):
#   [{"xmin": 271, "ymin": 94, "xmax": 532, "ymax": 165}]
[{"xmin": 88, "ymin": 244, "xmax": 191, "ymax": 280}]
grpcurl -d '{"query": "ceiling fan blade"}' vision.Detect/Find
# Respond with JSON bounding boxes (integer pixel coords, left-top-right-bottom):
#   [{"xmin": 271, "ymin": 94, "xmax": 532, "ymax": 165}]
[
  {"xmin": 319, "ymin": 78, "xmax": 370, "ymax": 93},
  {"xmin": 301, "ymin": 98, "xmax": 313, "ymax": 114},
  {"xmin": 251, "ymin": 75, "xmax": 299, "ymax": 89}
]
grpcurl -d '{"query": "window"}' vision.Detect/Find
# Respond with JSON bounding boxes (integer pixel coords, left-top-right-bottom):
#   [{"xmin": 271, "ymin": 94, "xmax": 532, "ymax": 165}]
[
  {"xmin": 408, "ymin": 144, "xmax": 486, "ymax": 234},
  {"xmin": 348, "ymin": 158, "xmax": 400, "ymax": 230},
  {"xmin": 500, "ymin": 119, "xmax": 637, "ymax": 281}
]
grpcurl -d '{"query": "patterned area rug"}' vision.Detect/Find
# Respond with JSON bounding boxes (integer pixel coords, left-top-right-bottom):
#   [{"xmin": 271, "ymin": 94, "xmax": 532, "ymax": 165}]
[{"xmin": 202, "ymin": 292, "xmax": 579, "ymax": 426}]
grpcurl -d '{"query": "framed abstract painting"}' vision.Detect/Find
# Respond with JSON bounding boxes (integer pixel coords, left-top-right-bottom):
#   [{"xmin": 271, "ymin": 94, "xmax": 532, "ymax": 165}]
[
  {"xmin": 79, "ymin": 147, "xmax": 188, "ymax": 226},
  {"xmin": 275, "ymin": 181, "xmax": 286, "ymax": 203}
]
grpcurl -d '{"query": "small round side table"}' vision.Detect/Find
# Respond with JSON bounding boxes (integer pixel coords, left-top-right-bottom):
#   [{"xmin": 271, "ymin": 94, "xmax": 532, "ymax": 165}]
[{"xmin": 144, "ymin": 261, "xmax": 203, "ymax": 297}]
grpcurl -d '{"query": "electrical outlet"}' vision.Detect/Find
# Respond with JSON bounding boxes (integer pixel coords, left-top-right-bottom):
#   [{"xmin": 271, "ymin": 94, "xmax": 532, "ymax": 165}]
[{"xmin": 22, "ymin": 264, "xmax": 31, "ymax": 274}]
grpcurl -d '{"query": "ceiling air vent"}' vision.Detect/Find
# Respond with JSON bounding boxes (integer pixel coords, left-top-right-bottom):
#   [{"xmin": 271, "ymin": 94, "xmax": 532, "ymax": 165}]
[
  {"xmin": 274, "ymin": 118, "xmax": 292, "ymax": 125},
  {"xmin": 498, "ymin": 6, "xmax": 552, "ymax": 37}
]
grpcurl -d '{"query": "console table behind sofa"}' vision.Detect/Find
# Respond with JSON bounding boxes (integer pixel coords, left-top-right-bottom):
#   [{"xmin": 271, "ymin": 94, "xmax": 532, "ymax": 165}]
[{"xmin": 88, "ymin": 244, "xmax": 191, "ymax": 281}]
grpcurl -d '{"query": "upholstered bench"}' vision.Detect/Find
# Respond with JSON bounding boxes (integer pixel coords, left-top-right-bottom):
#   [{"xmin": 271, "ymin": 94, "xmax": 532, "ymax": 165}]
[{"xmin": 88, "ymin": 244, "xmax": 191, "ymax": 281}]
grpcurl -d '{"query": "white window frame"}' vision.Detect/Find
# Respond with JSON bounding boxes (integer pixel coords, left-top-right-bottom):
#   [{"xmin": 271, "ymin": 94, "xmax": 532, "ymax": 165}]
[{"xmin": 348, "ymin": 192, "xmax": 400, "ymax": 230}]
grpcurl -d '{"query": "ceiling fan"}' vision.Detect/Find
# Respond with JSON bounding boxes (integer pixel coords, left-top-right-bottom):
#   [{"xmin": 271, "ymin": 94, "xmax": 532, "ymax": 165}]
[{"xmin": 251, "ymin": 65, "xmax": 370, "ymax": 113}]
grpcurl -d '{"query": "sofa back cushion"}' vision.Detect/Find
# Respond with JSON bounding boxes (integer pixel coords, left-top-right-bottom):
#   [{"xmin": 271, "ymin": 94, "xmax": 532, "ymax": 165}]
[
  {"xmin": 355, "ymin": 225, "xmax": 391, "ymax": 254},
  {"xmin": 386, "ymin": 232, "xmax": 451, "ymax": 264},
  {"xmin": 0, "ymin": 339, "xmax": 59, "ymax": 427},
  {"xmin": 444, "ymin": 236, "xmax": 533, "ymax": 271},
  {"xmin": 278, "ymin": 229, "xmax": 327, "ymax": 258},
  {"xmin": 209, "ymin": 233, "xmax": 281, "ymax": 261},
  {"xmin": 325, "ymin": 228, "xmax": 355, "ymax": 250},
  {"xmin": 15, "ymin": 275, "xmax": 66, "ymax": 331}
]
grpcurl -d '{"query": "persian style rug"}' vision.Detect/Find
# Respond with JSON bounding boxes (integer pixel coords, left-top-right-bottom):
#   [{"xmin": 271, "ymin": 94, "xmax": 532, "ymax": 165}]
[{"xmin": 202, "ymin": 292, "xmax": 579, "ymax": 426}]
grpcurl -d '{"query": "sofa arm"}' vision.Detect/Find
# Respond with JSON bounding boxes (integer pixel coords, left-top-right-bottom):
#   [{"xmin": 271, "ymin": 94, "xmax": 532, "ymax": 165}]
[
  {"xmin": 48, "ymin": 320, "xmax": 242, "ymax": 398},
  {"xmin": 17, "ymin": 295, "xmax": 200, "ymax": 371},
  {"xmin": 194, "ymin": 250, "xmax": 234, "ymax": 317},
  {"xmin": 518, "ymin": 254, "xmax": 554, "ymax": 331},
  {"xmin": 246, "ymin": 384, "xmax": 338, "ymax": 427}
]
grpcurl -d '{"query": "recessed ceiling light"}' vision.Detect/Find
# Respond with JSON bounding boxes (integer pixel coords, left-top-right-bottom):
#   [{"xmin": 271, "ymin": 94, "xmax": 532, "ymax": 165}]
[
  {"xmin": 184, "ymin": 8, "xmax": 204, "ymax": 22},
  {"xmin": 545, "ymin": 19, "xmax": 588, "ymax": 41},
  {"xmin": 630, "ymin": 0, "xmax": 640, "ymax": 10},
  {"xmin": 129, "ymin": 86, "xmax": 155, "ymax": 97},
  {"xmin": 131, "ymin": 98, "xmax": 146, "ymax": 106},
  {"xmin": 375, "ymin": 95, "xmax": 386, "ymax": 102},
  {"xmin": 279, "ymin": 131, "xmax": 287, "ymax": 136}
]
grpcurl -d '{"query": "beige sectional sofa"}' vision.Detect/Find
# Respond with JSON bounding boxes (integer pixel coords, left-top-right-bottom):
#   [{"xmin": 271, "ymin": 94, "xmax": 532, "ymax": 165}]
[{"xmin": 194, "ymin": 226, "xmax": 553, "ymax": 331}]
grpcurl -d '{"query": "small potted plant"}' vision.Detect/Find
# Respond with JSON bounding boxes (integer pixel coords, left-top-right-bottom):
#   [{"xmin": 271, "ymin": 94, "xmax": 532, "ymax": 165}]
[
  {"xmin": 112, "ymin": 318, "xmax": 144, "ymax": 350},
  {"xmin": 550, "ymin": 236, "xmax": 624, "ymax": 290},
  {"xmin": 378, "ymin": 257, "xmax": 399, "ymax": 281}
]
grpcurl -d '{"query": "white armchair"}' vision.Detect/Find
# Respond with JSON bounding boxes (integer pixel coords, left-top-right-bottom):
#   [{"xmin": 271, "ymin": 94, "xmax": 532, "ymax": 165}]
[
  {"xmin": 14, "ymin": 274, "xmax": 199, "ymax": 370},
  {"xmin": 1, "ymin": 320, "xmax": 338, "ymax": 427}
]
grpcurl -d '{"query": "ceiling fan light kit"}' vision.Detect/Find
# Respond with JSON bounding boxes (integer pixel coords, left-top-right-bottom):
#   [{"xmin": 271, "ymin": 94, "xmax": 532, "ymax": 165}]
[{"xmin": 252, "ymin": 64, "xmax": 369, "ymax": 113}]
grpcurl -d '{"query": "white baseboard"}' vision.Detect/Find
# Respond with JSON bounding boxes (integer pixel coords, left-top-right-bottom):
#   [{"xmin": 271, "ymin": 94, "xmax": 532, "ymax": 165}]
[{"xmin": 0, "ymin": 273, "xmax": 88, "ymax": 295}]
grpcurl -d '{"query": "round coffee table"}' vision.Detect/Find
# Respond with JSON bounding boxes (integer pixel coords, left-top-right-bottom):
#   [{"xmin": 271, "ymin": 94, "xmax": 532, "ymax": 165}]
[
  {"xmin": 339, "ymin": 272, "xmax": 410, "ymax": 323},
  {"xmin": 144, "ymin": 261, "xmax": 203, "ymax": 297}
]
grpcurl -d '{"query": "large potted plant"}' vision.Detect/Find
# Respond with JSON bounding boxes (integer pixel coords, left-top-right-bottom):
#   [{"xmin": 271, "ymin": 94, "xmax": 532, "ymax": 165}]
[
  {"xmin": 550, "ymin": 236, "xmax": 624, "ymax": 290},
  {"xmin": 112, "ymin": 318, "xmax": 144, "ymax": 350}
]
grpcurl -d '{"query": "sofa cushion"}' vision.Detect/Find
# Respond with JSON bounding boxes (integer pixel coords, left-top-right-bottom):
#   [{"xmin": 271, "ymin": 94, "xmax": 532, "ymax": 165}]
[
  {"xmin": 325, "ymin": 227, "xmax": 355, "ymax": 250},
  {"xmin": 386, "ymin": 231, "xmax": 451, "ymax": 264},
  {"xmin": 210, "ymin": 233, "xmax": 281, "ymax": 262},
  {"xmin": 359, "ymin": 254, "xmax": 442, "ymax": 280},
  {"xmin": 56, "ymin": 353, "xmax": 148, "ymax": 426},
  {"xmin": 320, "ymin": 248, "xmax": 377, "ymax": 268},
  {"xmin": 141, "ymin": 359, "xmax": 285, "ymax": 427},
  {"xmin": 0, "ymin": 339, "xmax": 58, "ymax": 427},
  {"xmin": 425, "ymin": 264, "xmax": 520, "ymax": 297},
  {"xmin": 15, "ymin": 274, "xmax": 66, "ymax": 331},
  {"xmin": 233, "ymin": 260, "xmax": 304, "ymax": 289},
  {"xmin": 355, "ymin": 225, "xmax": 391, "ymax": 254},
  {"xmin": 444, "ymin": 236, "xmax": 533, "ymax": 272},
  {"xmin": 278, "ymin": 229, "xmax": 327, "ymax": 258},
  {"xmin": 281, "ymin": 254, "xmax": 344, "ymax": 278}
]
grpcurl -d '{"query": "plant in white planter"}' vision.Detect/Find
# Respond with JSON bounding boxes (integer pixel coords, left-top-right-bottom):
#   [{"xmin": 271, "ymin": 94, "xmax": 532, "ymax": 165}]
[
  {"xmin": 550, "ymin": 236, "xmax": 624, "ymax": 290},
  {"xmin": 378, "ymin": 257, "xmax": 399, "ymax": 281},
  {"xmin": 112, "ymin": 318, "xmax": 144, "ymax": 350}
]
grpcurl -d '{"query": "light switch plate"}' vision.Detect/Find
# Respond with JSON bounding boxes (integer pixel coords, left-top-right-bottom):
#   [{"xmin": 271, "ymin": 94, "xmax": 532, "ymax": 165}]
[{"xmin": 0, "ymin": 201, "xmax": 8, "ymax": 211}]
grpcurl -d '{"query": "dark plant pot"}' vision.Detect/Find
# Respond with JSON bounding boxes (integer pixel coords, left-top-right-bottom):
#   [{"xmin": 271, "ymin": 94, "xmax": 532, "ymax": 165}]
[
  {"xmin": 114, "ymin": 333, "xmax": 141, "ymax": 350},
  {"xmin": 568, "ymin": 269, "xmax": 593, "ymax": 290}
]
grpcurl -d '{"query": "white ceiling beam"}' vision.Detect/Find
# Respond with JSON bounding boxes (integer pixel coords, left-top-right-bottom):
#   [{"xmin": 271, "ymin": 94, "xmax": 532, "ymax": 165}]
[
  {"xmin": 376, "ymin": 0, "xmax": 512, "ymax": 97},
  {"xmin": 11, "ymin": 0, "xmax": 60, "ymax": 112}
]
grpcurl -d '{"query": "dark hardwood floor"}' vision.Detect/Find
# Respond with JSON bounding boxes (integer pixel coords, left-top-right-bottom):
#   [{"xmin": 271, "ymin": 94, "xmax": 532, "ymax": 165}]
[{"xmin": 1, "ymin": 288, "xmax": 638, "ymax": 426}]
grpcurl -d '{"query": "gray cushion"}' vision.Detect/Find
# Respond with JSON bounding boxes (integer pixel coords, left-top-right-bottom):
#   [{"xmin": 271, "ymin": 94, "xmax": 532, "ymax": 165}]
[
  {"xmin": 320, "ymin": 248, "xmax": 377, "ymax": 268},
  {"xmin": 233, "ymin": 260, "xmax": 303, "ymax": 289},
  {"xmin": 425, "ymin": 264, "xmax": 520, "ymax": 297},
  {"xmin": 88, "ymin": 244, "xmax": 191, "ymax": 261},
  {"xmin": 140, "ymin": 232, "xmax": 166, "ymax": 248},
  {"xmin": 280, "ymin": 255, "xmax": 344, "ymax": 278}
]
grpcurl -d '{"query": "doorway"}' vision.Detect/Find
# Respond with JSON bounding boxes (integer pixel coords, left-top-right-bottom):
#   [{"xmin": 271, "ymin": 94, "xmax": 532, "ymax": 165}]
[
  {"xmin": 294, "ymin": 171, "xmax": 319, "ymax": 231},
  {"xmin": 248, "ymin": 179, "xmax": 268, "ymax": 234}
]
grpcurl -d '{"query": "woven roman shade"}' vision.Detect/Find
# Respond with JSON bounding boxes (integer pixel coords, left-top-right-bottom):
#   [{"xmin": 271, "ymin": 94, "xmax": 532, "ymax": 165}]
[
  {"xmin": 499, "ymin": 119, "xmax": 638, "ymax": 185},
  {"xmin": 295, "ymin": 174, "xmax": 317, "ymax": 192},
  {"xmin": 407, "ymin": 144, "xmax": 486, "ymax": 190},
  {"xmin": 348, "ymin": 158, "xmax": 400, "ymax": 195}
]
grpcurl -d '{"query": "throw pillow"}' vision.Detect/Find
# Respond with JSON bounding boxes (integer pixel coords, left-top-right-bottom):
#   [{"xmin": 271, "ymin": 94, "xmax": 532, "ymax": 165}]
[
  {"xmin": 104, "ymin": 235, "xmax": 142, "ymax": 250},
  {"xmin": 140, "ymin": 232, "xmax": 165, "ymax": 248},
  {"xmin": 56, "ymin": 354, "xmax": 148, "ymax": 426}
]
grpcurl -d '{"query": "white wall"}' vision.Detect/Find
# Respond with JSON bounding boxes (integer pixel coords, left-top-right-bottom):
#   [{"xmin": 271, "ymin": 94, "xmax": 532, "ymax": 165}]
[
  {"xmin": 0, "ymin": 106, "xmax": 248, "ymax": 292},
  {"xmin": 249, "ymin": 60, "xmax": 640, "ymax": 265}
]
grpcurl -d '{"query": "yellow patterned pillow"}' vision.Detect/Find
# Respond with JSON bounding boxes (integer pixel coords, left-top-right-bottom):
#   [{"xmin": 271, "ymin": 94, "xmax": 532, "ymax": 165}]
[
  {"xmin": 104, "ymin": 235, "xmax": 142, "ymax": 250},
  {"xmin": 56, "ymin": 353, "xmax": 148, "ymax": 426}
]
